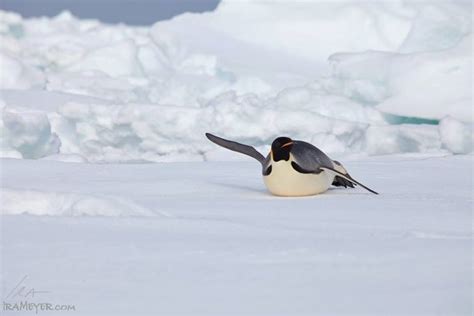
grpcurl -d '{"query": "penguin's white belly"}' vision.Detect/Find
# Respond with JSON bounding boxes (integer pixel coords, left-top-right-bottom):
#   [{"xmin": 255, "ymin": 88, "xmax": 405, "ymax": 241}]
[{"xmin": 263, "ymin": 160, "xmax": 332, "ymax": 196}]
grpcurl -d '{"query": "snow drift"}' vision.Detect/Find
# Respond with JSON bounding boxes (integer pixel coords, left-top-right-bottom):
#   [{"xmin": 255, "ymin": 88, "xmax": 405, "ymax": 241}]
[
  {"xmin": 0, "ymin": 1, "xmax": 472, "ymax": 162},
  {"xmin": 1, "ymin": 188, "xmax": 156, "ymax": 216}
]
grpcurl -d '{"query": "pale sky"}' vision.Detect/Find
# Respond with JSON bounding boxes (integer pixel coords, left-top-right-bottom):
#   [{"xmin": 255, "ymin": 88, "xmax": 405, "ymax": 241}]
[{"xmin": 0, "ymin": 0, "xmax": 221, "ymax": 25}]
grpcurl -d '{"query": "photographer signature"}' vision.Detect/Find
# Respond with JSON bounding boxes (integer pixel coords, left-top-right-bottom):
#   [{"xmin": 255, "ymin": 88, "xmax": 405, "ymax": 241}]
[{"xmin": 5, "ymin": 275, "xmax": 50, "ymax": 300}]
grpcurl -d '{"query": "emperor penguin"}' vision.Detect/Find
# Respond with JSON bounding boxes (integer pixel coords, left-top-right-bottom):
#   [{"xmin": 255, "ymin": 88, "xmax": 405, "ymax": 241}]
[{"xmin": 205, "ymin": 133, "xmax": 378, "ymax": 196}]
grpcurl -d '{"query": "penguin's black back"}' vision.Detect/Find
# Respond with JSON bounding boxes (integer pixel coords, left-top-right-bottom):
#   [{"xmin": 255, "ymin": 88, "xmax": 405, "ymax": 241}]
[{"xmin": 291, "ymin": 141, "xmax": 334, "ymax": 171}]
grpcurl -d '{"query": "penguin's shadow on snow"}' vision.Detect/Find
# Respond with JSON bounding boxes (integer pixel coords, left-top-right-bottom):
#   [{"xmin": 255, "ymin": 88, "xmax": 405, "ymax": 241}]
[
  {"xmin": 210, "ymin": 181, "xmax": 267, "ymax": 195},
  {"xmin": 326, "ymin": 188, "xmax": 370, "ymax": 196},
  {"xmin": 211, "ymin": 181, "xmax": 373, "ymax": 198}
]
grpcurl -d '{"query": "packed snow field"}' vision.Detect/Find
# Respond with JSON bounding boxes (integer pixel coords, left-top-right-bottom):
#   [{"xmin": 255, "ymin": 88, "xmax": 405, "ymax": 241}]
[
  {"xmin": 2, "ymin": 155, "xmax": 472, "ymax": 315},
  {"xmin": 0, "ymin": 1, "xmax": 472, "ymax": 162},
  {"xmin": 1, "ymin": 1, "xmax": 473, "ymax": 315}
]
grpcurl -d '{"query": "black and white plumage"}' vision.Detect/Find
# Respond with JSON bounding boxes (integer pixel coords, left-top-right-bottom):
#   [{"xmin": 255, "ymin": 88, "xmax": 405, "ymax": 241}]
[{"xmin": 205, "ymin": 133, "xmax": 378, "ymax": 196}]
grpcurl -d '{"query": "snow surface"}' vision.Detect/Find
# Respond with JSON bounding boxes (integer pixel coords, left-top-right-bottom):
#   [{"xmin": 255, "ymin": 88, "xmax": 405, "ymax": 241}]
[
  {"xmin": 0, "ymin": 1, "xmax": 472, "ymax": 162},
  {"xmin": 1, "ymin": 155, "xmax": 472, "ymax": 315}
]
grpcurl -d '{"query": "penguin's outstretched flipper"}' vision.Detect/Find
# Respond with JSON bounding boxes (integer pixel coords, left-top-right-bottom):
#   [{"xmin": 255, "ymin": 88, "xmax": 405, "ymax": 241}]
[
  {"xmin": 321, "ymin": 166, "xmax": 379, "ymax": 195},
  {"xmin": 292, "ymin": 160, "xmax": 378, "ymax": 194},
  {"xmin": 205, "ymin": 133, "xmax": 266, "ymax": 166}
]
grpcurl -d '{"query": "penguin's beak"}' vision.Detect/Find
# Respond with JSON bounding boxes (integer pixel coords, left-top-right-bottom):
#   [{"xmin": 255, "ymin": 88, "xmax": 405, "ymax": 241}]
[{"xmin": 281, "ymin": 141, "xmax": 293, "ymax": 148}]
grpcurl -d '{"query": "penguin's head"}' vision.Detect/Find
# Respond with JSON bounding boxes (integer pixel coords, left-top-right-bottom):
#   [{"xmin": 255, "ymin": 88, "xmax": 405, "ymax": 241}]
[{"xmin": 271, "ymin": 137, "xmax": 294, "ymax": 162}]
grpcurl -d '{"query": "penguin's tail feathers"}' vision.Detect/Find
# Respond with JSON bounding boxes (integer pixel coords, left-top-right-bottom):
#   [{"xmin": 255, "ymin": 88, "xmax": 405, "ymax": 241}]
[{"xmin": 331, "ymin": 160, "xmax": 354, "ymax": 188}]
